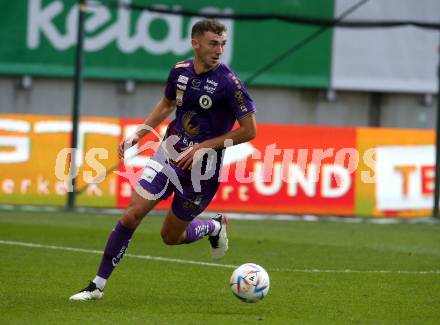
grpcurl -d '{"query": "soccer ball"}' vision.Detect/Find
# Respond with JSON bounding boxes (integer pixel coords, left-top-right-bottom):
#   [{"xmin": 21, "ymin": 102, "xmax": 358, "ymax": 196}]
[{"xmin": 229, "ymin": 263, "xmax": 270, "ymax": 303}]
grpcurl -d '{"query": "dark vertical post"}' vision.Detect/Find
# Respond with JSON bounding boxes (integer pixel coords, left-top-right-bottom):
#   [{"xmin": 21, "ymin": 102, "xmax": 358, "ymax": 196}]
[
  {"xmin": 67, "ymin": 0, "xmax": 86, "ymax": 210},
  {"xmin": 433, "ymin": 36, "xmax": 440, "ymax": 219},
  {"xmin": 368, "ymin": 92, "xmax": 382, "ymax": 127}
]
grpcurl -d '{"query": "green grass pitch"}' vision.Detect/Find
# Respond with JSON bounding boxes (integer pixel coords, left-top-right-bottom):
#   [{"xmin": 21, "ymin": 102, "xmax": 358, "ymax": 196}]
[{"xmin": 0, "ymin": 210, "xmax": 439, "ymax": 324}]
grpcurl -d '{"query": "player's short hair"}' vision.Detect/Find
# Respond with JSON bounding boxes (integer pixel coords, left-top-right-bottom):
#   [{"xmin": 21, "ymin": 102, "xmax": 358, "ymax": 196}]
[{"xmin": 191, "ymin": 19, "xmax": 226, "ymax": 38}]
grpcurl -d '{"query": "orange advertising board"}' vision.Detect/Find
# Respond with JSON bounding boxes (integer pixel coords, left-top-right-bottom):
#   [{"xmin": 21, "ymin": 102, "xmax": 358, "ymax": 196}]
[
  {"xmin": 206, "ymin": 124, "xmax": 357, "ymax": 215},
  {"xmin": 1, "ymin": 113, "xmax": 435, "ymax": 218},
  {"xmin": 355, "ymin": 128, "xmax": 434, "ymax": 218},
  {"xmin": 0, "ymin": 114, "xmax": 119, "ymax": 207},
  {"xmin": 114, "ymin": 121, "xmax": 357, "ymax": 215}
]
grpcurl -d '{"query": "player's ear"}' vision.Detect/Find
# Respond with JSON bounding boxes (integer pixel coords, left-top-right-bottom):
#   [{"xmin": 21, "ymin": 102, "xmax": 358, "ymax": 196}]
[{"xmin": 191, "ymin": 37, "xmax": 199, "ymax": 49}]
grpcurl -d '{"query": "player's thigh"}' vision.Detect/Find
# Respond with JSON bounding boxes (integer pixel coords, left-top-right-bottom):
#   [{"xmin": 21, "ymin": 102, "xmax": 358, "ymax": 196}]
[
  {"xmin": 170, "ymin": 179, "xmax": 220, "ymax": 222},
  {"xmin": 160, "ymin": 209, "xmax": 191, "ymax": 244},
  {"xmin": 122, "ymin": 189, "xmax": 161, "ymax": 228}
]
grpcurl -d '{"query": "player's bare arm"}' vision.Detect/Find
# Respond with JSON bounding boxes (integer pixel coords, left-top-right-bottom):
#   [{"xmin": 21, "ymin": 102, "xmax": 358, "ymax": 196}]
[
  {"xmin": 177, "ymin": 113, "xmax": 256, "ymax": 170},
  {"xmin": 118, "ymin": 96, "xmax": 176, "ymax": 158}
]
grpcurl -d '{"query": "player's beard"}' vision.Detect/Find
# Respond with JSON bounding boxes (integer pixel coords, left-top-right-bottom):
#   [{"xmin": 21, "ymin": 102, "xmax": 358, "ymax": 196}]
[
  {"xmin": 195, "ymin": 52, "xmax": 220, "ymax": 72},
  {"xmin": 201, "ymin": 59, "xmax": 218, "ymax": 71},
  {"xmin": 208, "ymin": 56, "xmax": 220, "ymax": 69}
]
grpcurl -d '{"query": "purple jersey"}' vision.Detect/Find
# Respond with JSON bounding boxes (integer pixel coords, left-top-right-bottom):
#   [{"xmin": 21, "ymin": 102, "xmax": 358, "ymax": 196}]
[
  {"xmin": 138, "ymin": 60, "xmax": 255, "ymax": 220},
  {"xmin": 164, "ymin": 60, "xmax": 256, "ymax": 153}
]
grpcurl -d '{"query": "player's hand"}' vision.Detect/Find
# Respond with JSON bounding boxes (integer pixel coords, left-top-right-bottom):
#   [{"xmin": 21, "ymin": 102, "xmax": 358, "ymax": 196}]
[
  {"xmin": 177, "ymin": 143, "xmax": 204, "ymax": 170},
  {"xmin": 118, "ymin": 133, "xmax": 141, "ymax": 159}
]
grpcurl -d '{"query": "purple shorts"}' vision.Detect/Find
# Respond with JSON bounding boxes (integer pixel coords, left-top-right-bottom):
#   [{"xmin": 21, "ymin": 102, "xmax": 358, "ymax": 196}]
[{"xmin": 138, "ymin": 150, "xmax": 220, "ymax": 221}]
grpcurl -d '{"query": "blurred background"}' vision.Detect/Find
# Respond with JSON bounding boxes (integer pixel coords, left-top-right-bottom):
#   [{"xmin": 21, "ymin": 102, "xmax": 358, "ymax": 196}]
[{"xmin": 0, "ymin": 0, "xmax": 439, "ymax": 219}]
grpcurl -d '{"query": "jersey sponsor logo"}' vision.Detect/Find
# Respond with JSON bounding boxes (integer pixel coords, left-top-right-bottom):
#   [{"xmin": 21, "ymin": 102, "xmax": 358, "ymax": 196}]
[
  {"xmin": 203, "ymin": 85, "xmax": 216, "ymax": 93},
  {"xmin": 206, "ymin": 79, "xmax": 218, "ymax": 87},
  {"xmin": 181, "ymin": 111, "xmax": 200, "ymax": 137},
  {"xmin": 191, "ymin": 78, "xmax": 201, "ymax": 90},
  {"xmin": 182, "ymin": 136, "xmax": 195, "ymax": 147},
  {"xmin": 199, "ymin": 95, "xmax": 213, "ymax": 109},
  {"xmin": 178, "ymin": 75, "xmax": 189, "ymax": 84},
  {"xmin": 203, "ymin": 78, "xmax": 217, "ymax": 93},
  {"xmin": 177, "ymin": 84, "xmax": 186, "ymax": 90}
]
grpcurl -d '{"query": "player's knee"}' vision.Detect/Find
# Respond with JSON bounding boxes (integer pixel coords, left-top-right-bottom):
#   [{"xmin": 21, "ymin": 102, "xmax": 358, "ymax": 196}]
[
  {"xmin": 121, "ymin": 209, "xmax": 142, "ymax": 229},
  {"xmin": 160, "ymin": 230, "xmax": 180, "ymax": 245}
]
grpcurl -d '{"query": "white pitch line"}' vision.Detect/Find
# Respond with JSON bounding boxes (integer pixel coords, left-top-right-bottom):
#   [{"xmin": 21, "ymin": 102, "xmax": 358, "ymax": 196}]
[
  {"xmin": 0, "ymin": 240, "xmax": 237, "ymax": 269},
  {"xmin": 270, "ymin": 268, "xmax": 440, "ymax": 275},
  {"xmin": 0, "ymin": 239, "xmax": 439, "ymax": 275}
]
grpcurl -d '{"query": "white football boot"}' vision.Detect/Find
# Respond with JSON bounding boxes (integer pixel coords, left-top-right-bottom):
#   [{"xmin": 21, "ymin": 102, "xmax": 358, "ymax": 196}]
[
  {"xmin": 69, "ymin": 281, "xmax": 104, "ymax": 301},
  {"xmin": 209, "ymin": 214, "xmax": 229, "ymax": 260}
]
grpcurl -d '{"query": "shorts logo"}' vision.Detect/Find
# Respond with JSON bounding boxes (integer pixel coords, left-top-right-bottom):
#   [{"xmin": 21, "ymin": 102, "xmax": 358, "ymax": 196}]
[
  {"xmin": 199, "ymin": 95, "xmax": 212, "ymax": 109},
  {"xmin": 178, "ymin": 75, "xmax": 189, "ymax": 84},
  {"xmin": 183, "ymin": 201, "xmax": 199, "ymax": 211},
  {"xmin": 182, "ymin": 195, "xmax": 203, "ymax": 211}
]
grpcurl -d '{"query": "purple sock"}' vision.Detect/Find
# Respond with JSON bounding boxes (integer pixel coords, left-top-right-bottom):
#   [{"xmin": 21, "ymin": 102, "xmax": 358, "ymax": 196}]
[
  {"xmin": 97, "ymin": 221, "xmax": 135, "ymax": 279},
  {"xmin": 184, "ymin": 218, "xmax": 215, "ymax": 244}
]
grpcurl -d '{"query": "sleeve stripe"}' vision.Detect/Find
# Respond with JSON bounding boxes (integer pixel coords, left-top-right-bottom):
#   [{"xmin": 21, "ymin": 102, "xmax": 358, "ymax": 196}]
[{"xmin": 237, "ymin": 111, "xmax": 256, "ymax": 120}]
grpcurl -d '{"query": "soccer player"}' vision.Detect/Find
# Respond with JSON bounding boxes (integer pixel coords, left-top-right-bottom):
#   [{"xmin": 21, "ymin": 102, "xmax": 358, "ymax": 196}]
[{"xmin": 69, "ymin": 19, "xmax": 256, "ymax": 301}]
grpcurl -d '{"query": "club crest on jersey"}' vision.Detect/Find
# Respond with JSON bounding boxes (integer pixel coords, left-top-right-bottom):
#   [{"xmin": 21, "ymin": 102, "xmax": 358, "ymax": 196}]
[{"xmin": 199, "ymin": 95, "xmax": 212, "ymax": 109}]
